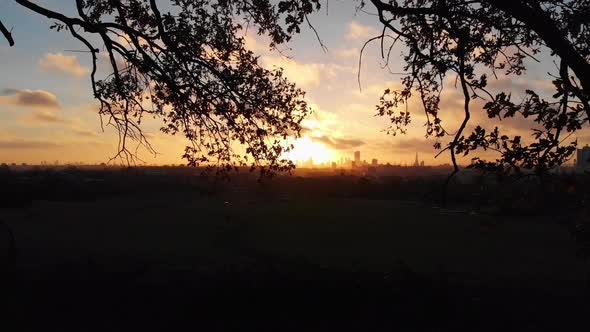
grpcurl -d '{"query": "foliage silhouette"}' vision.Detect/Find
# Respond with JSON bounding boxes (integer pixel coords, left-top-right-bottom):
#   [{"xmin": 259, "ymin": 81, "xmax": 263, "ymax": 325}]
[
  {"xmin": 357, "ymin": 0, "xmax": 589, "ymax": 179},
  {"xmin": 1, "ymin": 0, "xmax": 323, "ymax": 174}
]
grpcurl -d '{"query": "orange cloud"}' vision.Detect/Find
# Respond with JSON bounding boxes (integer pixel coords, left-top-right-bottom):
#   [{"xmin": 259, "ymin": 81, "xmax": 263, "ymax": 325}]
[
  {"xmin": 71, "ymin": 128, "xmax": 99, "ymax": 137},
  {"xmin": 261, "ymin": 56, "xmax": 353, "ymax": 87},
  {"xmin": 38, "ymin": 52, "xmax": 89, "ymax": 78},
  {"xmin": 260, "ymin": 56, "xmax": 323, "ymax": 87},
  {"xmin": 0, "ymin": 139, "xmax": 61, "ymax": 149},
  {"xmin": 23, "ymin": 110, "xmax": 68, "ymax": 124},
  {"xmin": 312, "ymin": 135, "xmax": 365, "ymax": 150}
]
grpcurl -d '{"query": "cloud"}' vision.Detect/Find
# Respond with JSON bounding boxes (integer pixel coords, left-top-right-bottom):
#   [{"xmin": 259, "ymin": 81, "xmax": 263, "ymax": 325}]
[
  {"xmin": 312, "ymin": 135, "xmax": 365, "ymax": 150},
  {"xmin": 0, "ymin": 90, "xmax": 90, "ymax": 128},
  {"xmin": 243, "ymin": 33, "xmax": 272, "ymax": 53},
  {"xmin": 0, "ymin": 89, "xmax": 61, "ymax": 110},
  {"xmin": 372, "ymin": 138, "xmax": 441, "ymax": 158},
  {"xmin": 38, "ymin": 52, "xmax": 89, "ymax": 78},
  {"xmin": 345, "ymin": 21, "xmax": 379, "ymax": 41},
  {"xmin": 21, "ymin": 110, "xmax": 69, "ymax": 124},
  {"xmin": 391, "ymin": 138, "xmax": 440, "ymax": 153},
  {"xmin": 333, "ymin": 47, "xmax": 360, "ymax": 59},
  {"xmin": 0, "ymin": 139, "xmax": 61, "ymax": 149},
  {"xmin": 72, "ymin": 128, "xmax": 98, "ymax": 137},
  {"xmin": 487, "ymin": 76, "xmax": 555, "ymax": 96},
  {"xmin": 354, "ymin": 81, "xmax": 405, "ymax": 100},
  {"xmin": 340, "ymin": 102, "xmax": 375, "ymax": 114},
  {"xmin": 301, "ymin": 105, "xmax": 339, "ymax": 131},
  {"xmin": 260, "ymin": 56, "xmax": 353, "ymax": 87}
]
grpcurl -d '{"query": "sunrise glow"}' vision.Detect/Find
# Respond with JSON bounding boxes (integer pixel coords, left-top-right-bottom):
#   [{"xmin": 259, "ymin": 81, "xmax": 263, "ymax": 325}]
[{"xmin": 286, "ymin": 136, "xmax": 336, "ymax": 164}]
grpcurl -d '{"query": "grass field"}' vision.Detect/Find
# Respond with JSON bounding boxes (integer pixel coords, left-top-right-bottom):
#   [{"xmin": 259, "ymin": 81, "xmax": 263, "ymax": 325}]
[
  {"xmin": 2, "ymin": 193, "xmax": 590, "ymax": 331},
  {"xmin": 2, "ymin": 192, "xmax": 587, "ymax": 285}
]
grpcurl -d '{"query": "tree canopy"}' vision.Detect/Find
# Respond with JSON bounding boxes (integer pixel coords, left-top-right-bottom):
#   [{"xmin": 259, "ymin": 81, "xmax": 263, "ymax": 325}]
[
  {"xmin": 362, "ymin": 0, "xmax": 590, "ymax": 176},
  {"xmin": 1, "ymin": 0, "xmax": 321, "ymax": 174}
]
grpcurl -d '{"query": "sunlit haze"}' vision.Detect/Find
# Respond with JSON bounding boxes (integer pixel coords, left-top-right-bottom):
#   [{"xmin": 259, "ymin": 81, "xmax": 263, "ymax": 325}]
[{"xmin": 286, "ymin": 136, "xmax": 336, "ymax": 165}]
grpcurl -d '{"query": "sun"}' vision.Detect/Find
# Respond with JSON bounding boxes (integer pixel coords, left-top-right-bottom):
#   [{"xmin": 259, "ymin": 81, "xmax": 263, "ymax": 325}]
[{"xmin": 285, "ymin": 136, "xmax": 335, "ymax": 164}]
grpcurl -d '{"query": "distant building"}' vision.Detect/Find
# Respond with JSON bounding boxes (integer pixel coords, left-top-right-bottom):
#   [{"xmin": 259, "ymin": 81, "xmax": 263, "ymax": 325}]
[
  {"xmin": 343, "ymin": 157, "xmax": 352, "ymax": 169},
  {"xmin": 413, "ymin": 153, "xmax": 420, "ymax": 167},
  {"xmin": 354, "ymin": 151, "xmax": 361, "ymax": 166},
  {"xmin": 371, "ymin": 158, "xmax": 378, "ymax": 166},
  {"xmin": 331, "ymin": 162, "xmax": 337, "ymax": 169},
  {"xmin": 577, "ymin": 145, "xmax": 590, "ymax": 170}
]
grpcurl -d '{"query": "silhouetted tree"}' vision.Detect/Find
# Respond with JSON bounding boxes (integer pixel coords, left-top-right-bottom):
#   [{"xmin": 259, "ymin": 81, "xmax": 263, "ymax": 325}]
[
  {"xmin": 1, "ymin": 0, "xmax": 321, "ymax": 174},
  {"xmin": 4, "ymin": 1, "xmax": 588, "ymax": 180},
  {"xmin": 359, "ymin": 0, "xmax": 589, "ymax": 179}
]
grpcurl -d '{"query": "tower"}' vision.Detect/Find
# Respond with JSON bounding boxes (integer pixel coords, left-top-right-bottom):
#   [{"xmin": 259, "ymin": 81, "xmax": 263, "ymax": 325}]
[
  {"xmin": 354, "ymin": 151, "xmax": 361, "ymax": 166},
  {"xmin": 413, "ymin": 152, "xmax": 419, "ymax": 167}
]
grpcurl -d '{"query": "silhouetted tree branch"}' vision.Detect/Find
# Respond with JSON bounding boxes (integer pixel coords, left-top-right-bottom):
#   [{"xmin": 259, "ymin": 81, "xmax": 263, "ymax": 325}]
[
  {"xmin": 4, "ymin": 0, "xmax": 323, "ymax": 174},
  {"xmin": 365, "ymin": 0, "xmax": 589, "ymax": 178},
  {"xmin": 0, "ymin": 20, "xmax": 14, "ymax": 46}
]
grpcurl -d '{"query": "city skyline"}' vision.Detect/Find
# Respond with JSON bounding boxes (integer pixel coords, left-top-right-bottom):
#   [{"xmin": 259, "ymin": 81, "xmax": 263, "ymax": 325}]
[{"xmin": 295, "ymin": 149, "xmax": 430, "ymax": 169}]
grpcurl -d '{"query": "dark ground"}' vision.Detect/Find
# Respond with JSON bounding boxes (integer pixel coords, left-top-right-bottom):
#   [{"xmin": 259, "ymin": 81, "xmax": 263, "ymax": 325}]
[{"xmin": 1, "ymin": 170, "xmax": 590, "ymax": 331}]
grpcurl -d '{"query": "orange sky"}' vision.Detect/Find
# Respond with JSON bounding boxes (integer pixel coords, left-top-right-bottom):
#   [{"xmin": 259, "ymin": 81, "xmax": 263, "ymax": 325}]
[{"xmin": 0, "ymin": 1, "xmax": 588, "ymax": 166}]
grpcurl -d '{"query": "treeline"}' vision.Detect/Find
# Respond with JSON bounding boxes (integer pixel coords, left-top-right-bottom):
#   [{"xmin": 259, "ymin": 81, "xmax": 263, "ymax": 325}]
[
  {"xmin": 0, "ymin": 166, "xmax": 199, "ymax": 207},
  {"xmin": 1, "ymin": 166, "xmax": 588, "ymax": 217}
]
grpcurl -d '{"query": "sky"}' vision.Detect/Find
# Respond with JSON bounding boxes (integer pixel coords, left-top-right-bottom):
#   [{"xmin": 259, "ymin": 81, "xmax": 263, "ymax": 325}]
[{"xmin": 0, "ymin": 0, "xmax": 588, "ymax": 166}]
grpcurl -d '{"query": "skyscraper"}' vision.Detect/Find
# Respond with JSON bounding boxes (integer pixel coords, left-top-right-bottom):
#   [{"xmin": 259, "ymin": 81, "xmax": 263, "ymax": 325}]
[
  {"xmin": 354, "ymin": 151, "xmax": 361, "ymax": 166},
  {"xmin": 413, "ymin": 153, "xmax": 420, "ymax": 167}
]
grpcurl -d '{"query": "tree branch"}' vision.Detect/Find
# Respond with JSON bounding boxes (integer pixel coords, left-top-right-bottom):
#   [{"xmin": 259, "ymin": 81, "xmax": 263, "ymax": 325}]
[
  {"xmin": 0, "ymin": 20, "xmax": 14, "ymax": 46},
  {"xmin": 487, "ymin": 0, "xmax": 590, "ymax": 93}
]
